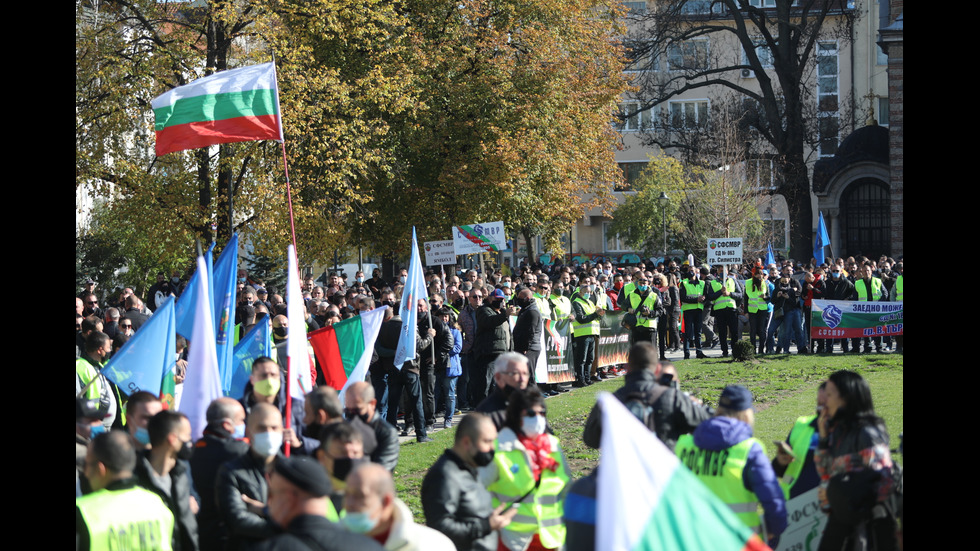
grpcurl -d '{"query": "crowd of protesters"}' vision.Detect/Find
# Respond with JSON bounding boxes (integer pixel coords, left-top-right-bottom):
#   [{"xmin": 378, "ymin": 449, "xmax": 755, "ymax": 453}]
[{"xmin": 76, "ymin": 251, "xmax": 902, "ymax": 551}]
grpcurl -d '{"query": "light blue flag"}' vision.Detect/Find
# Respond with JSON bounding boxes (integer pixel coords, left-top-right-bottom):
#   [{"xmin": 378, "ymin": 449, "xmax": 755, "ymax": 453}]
[
  {"xmin": 176, "ymin": 243, "xmax": 214, "ymax": 339},
  {"xmin": 765, "ymin": 242, "xmax": 776, "ymax": 266},
  {"xmin": 814, "ymin": 211, "xmax": 831, "ymax": 265},
  {"xmin": 181, "ymin": 254, "xmax": 223, "ymax": 440},
  {"xmin": 212, "ymin": 233, "xmax": 239, "ymax": 395},
  {"xmin": 229, "ymin": 319, "xmax": 271, "ymax": 399},
  {"xmin": 393, "ymin": 228, "xmax": 429, "ymax": 369},
  {"xmin": 103, "ymin": 296, "xmax": 176, "ymax": 397}
]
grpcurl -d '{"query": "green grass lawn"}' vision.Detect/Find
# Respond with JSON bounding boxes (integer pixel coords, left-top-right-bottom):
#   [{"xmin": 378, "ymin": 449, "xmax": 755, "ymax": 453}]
[{"xmin": 393, "ymin": 352, "xmax": 903, "ymax": 519}]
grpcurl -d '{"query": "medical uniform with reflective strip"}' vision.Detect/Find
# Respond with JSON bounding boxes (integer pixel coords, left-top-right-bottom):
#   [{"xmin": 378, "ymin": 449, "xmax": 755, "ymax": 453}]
[{"xmin": 482, "ymin": 428, "xmax": 571, "ymax": 550}]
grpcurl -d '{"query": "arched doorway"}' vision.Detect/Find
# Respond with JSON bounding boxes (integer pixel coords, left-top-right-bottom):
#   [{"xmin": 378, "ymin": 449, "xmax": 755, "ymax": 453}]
[{"xmin": 841, "ymin": 178, "xmax": 890, "ymax": 258}]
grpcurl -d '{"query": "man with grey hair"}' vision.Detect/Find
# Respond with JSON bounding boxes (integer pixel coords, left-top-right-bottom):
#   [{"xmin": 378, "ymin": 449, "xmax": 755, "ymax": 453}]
[{"xmin": 474, "ymin": 352, "xmax": 530, "ymax": 430}]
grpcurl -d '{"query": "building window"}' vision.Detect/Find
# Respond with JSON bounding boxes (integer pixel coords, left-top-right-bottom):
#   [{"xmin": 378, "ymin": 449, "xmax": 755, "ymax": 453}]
[
  {"xmin": 876, "ymin": 43, "xmax": 888, "ymax": 66},
  {"xmin": 625, "ymin": 40, "xmax": 659, "ymax": 72},
  {"xmin": 668, "ymin": 99, "xmax": 709, "ymax": 129},
  {"xmin": 749, "ymin": 0, "xmax": 777, "ymax": 6},
  {"xmin": 680, "ymin": 0, "xmax": 725, "ymax": 14},
  {"xmin": 742, "ymin": 41, "xmax": 774, "ymax": 69},
  {"xmin": 603, "ymin": 223, "xmax": 629, "ymax": 252},
  {"xmin": 817, "ymin": 41, "xmax": 839, "ymax": 157},
  {"xmin": 617, "ymin": 101, "xmax": 654, "ymax": 132},
  {"xmin": 746, "ymin": 158, "xmax": 778, "ymax": 190},
  {"xmin": 877, "ymin": 96, "xmax": 889, "ymax": 126},
  {"xmin": 622, "ymin": 1, "xmax": 646, "ymax": 15},
  {"xmin": 618, "ymin": 162, "xmax": 648, "ymax": 191},
  {"xmin": 668, "ymin": 39, "xmax": 709, "ymax": 71}
]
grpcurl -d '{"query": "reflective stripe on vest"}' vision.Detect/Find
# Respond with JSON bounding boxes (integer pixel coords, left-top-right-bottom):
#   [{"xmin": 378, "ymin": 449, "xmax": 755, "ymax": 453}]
[
  {"xmin": 895, "ymin": 275, "xmax": 903, "ymax": 302},
  {"xmin": 76, "ymin": 486, "xmax": 175, "ymax": 551},
  {"xmin": 745, "ymin": 281, "xmax": 768, "ymax": 313},
  {"xmin": 551, "ymin": 295, "xmax": 571, "ymax": 318},
  {"xmin": 675, "ymin": 434, "xmax": 763, "ymax": 529},
  {"xmin": 76, "ymin": 358, "xmax": 103, "ymax": 401},
  {"xmin": 681, "ymin": 281, "xmax": 706, "ymax": 311},
  {"xmin": 534, "ymin": 294, "xmax": 552, "ymax": 319},
  {"xmin": 629, "ymin": 292, "xmax": 659, "ymax": 328},
  {"xmin": 572, "ymin": 297, "xmax": 599, "ymax": 337},
  {"xmin": 712, "ymin": 278, "xmax": 737, "ymax": 310},
  {"xmin": 781, "ymin": 415, "xmax": 817, "ymax": 499},
  {"xmin": 487, "ymin": 445, "xmax": 569, "ymax": 549},
  {"xmin": 856, "ymin": 278, "xmax": 883, "ymax": 302}
]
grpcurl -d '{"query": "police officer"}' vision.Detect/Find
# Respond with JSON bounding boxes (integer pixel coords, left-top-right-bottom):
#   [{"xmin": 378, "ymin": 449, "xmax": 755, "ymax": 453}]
[{"xmin": 77, "ymin": 431, "xmax": 175, "ymax": 551}]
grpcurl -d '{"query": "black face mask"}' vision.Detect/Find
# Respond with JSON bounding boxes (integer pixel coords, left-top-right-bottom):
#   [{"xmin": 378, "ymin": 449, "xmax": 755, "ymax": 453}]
[
  {"xmin": 491, "ymin": 301, "xmax": 503, "ymax": 310},
  {"xmin": 501, "ymin": 384, "xmax": 519, "ymax": 399},
  {"xmin": 177, "ymin": 440, "xmax": 194, "ymax": 461},
  {"xmin": 332, "ymin": 456, "xmax": 368, "ymax": 481},
  {"xmin": 473, "ymin": 448, "xmax": 495, "ymax": 467},
  {"xmin": 273, "ymin": 326, "xmax": 288, "ymax": 339},
  {"xmin": 344, "ymin": 409, "xmax": 371, "ymax": 424}
]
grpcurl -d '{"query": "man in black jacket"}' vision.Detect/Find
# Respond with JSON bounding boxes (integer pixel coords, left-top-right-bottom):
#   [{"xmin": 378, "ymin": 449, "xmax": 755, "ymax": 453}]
[
  {"xmin": 582, "ymin": 343, "xmax": 711, "ymax": 451},
  {"xmin": 216, "ymin": 403, "xmax": 282, "ymax": 549},
  {"xmin": 190, "ymin": 398, "xmax": 249, "ymax": 551},
  {"xmin": 421, "ymin": 413, "xmax": 516, "ymax": 551},
  {"xmin": 512, "ymin": 289, "xmax": 542, "ymax": 375},
  {"xmin": 473, "ymin": 289, "xmax": 517, "ymax": 403},
  {"xmin": 823, "ymin": 265, "xmax": 855, "ymax": 353},
  {"xmin": 135, "ymin": 410, "xmax": 199, "ymax": 551},
  {"xmin": 344, "ymin": 381, "xmax": 400, "ymax": 471}
]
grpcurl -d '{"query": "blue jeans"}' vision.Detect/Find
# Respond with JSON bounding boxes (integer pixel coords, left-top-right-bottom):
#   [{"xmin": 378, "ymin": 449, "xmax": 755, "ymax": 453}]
[
  {"xmin": 778, "ymin": 308, "xmax": 807, "ymax": 353},
  {"xmin": 443, "ymin": 376, "xmax": 458, "ymax": 423}
]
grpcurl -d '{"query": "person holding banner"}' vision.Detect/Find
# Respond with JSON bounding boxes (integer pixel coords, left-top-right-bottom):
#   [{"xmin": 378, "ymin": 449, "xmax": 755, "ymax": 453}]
[
  {"xmin": 849, "ymin": 264, "xmax": 888, "ymax": 354},
  {"xmin": 571, "ymin": 280, "xmax": 604, "ymax": 386},
  {"xmin": 625, "ymin": 274, "xmax": 664, "ymax": 347}
]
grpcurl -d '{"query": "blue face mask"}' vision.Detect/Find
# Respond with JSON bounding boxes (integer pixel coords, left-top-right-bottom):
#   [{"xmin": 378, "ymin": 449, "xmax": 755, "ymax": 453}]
[
  {"xmin": 134, "ymin": 427, "xmax": 151, "ymax": 446},
  {"xmin": 232, "ymin": 423, "xmax": 246, "ymax": 440},
  {"xmin": 90, "ymin": 424, "xmax": 107, "ymax": 438},
  {"xmin": 637, "ymin": 284, "xmax": 649, "ymax": 292},
  {"xmin": 341, "ymin": 511, "xmax": 378, "ymax": 534},
  {"xmin": 831, "ymin": 272, "xmax": 841, "ymax": 279}
]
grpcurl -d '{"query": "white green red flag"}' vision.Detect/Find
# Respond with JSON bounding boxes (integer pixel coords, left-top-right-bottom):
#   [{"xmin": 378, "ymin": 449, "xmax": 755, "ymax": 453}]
[
  {"xmin": 596, "ymin": 393, "xmax": 770, "ymax": 551},
  {"xmin": 307, "ymin": 306, "xmax": 387, "ymax": 404},
  {"xmin": 151, "ymin": 62, "xmax": 283, "ymax": 157}
]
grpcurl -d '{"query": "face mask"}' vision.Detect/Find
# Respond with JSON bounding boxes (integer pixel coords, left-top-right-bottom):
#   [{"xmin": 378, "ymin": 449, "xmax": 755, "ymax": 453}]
[
  {"xmin": 134, "ymin": 427, "xmax": 151, "ymax": 446},
  {"xmin": 89, "ymin": 423, "xmax": 107, "ymax": 439},
  {"xmin": 522, "ymin": 414, "xmax": 547, "ymax": 437},
  {"xmin": 273, "ymin": 326, "xmax": 288, "ymax": 339},
  {"xmin": 177, "ymin": 440, "xmax": 194, "ymax": 461},
  {"xmin": 252, "ymin": 431, "xmax": 283, "ymax": 457},
  {"xmin": 232, "ymin": 423, "xmax": 246, "ymax": 440},
  {"xmin": 254, "ymin": 376, "xmax": 281, "ymax": 398},
  {"xmin": 502, "ymin": 282, "xmax": 511, "ymax": 288},
  {"xmin": 344, "ymin": 409, "xmax": 371, "ymax": 424},
  {"xmin": 356, "ymin": 277, "xmax": 364, "ymax": 283},
  {"xmin": 831, "ymin": 272, "xmax": 841, "ymax": 279},
  {"xmin": 614, "ymin": 281, "xmax": 624, "ymax": 290},
  {"xmin": 637, "ymin": 284, "xmax": 649, "ymax": 292},
  {"xmin": 399, "ymin": 276, "xmax": 407, "ymax": 284},
  {"xmin": 341, "ymin": 510, "xmax": 378, "ymax": 534},
  {"xmin": 332, "ymin": 457, "xmax": 367, "ymax": 481},
  {"xmin": 473, "ymin": 448, "xmax": 495, "ymax": 467}
]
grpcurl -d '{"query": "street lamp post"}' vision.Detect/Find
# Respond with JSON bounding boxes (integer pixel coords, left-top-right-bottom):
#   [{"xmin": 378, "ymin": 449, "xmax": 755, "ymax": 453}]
[{"xmin": 657, "ymin": 191, "xmax": 669, "ymax": 261}]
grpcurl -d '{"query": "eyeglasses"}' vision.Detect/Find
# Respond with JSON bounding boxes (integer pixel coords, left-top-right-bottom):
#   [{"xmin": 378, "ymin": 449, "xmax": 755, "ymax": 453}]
[
  {"xmin": 502, "ymin": 370, "xmax": 528, "ymax": 379},
  {"xmin": 87, "ymin": 301, "xmax": 98, "ymax": 305}
]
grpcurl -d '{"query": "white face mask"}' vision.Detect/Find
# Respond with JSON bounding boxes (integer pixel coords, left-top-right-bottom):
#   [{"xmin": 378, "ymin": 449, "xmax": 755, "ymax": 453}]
[
  {"xmin": 251, "ymin": 431, "xmax": 283, "ymax": 457},
  {"xmin": 522, "ymin": 414, "xmax": 547, "ymax": 437}
]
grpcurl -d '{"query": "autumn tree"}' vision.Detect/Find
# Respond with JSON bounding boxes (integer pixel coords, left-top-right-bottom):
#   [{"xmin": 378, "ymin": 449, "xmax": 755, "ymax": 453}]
[
  {"xmin": 76, "ymin": 0, "xmax": 284, "ymax": 289},
  {"xmin": 623, "ymin": 0, "xmax": 853, "ymax": 258}
]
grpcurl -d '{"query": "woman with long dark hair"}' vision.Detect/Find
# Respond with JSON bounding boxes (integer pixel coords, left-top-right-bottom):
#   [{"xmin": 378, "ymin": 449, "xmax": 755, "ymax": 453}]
[{"xmin": 816, "ymin": 370, "xmax": 897, "ymax": 550}]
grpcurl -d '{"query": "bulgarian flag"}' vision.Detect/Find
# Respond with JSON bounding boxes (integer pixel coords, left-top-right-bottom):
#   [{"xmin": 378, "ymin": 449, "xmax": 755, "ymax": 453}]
[
  {"xmin": 308, "ymin": 306, "xmax": 387, "ymax": 403},
  {"xmin": 596, "ymin": 393, "xmax": 770, "ymax": 551},
  {"xmin": 151, "ymin": 62, "xmax": 283, "ymax": 157}
]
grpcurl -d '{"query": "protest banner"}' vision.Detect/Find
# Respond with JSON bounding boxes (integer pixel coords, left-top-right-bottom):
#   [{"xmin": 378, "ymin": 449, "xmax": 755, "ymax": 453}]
[
  {"xmin": 453, "ymin": 221, "xmax": 505, "ymax": 254},
  {"xmin": 543, "ymin": 318, "xmax": 575, "ymax": 383},
  {"xmin": 423, "ymin": 240, "xmax": 456, "ymax": 267},
  {"xmin": 810, "ymin": 299, "xmax": 904, "ymax": 339},
  {"xmin": 775, "ymin": 487, "xmax": 827, "ymax": 551},
  {"xmin": 597, "ymin": 311, "xmax": 630, "ymax": 368},
  {"xmin": 707, "ymin": 237, "xmax": 743, "ymax": 265}
]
